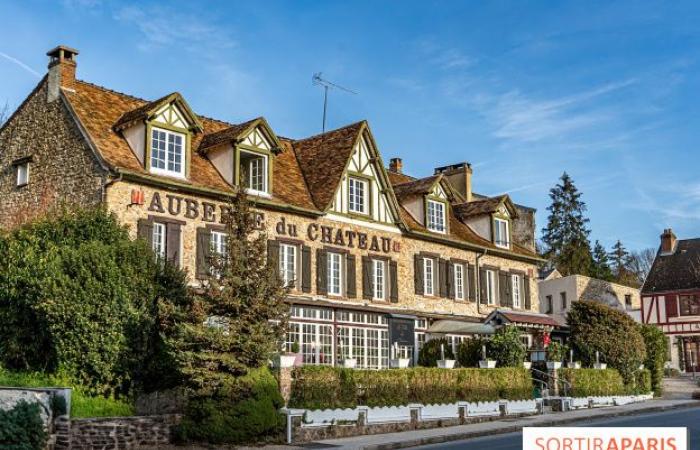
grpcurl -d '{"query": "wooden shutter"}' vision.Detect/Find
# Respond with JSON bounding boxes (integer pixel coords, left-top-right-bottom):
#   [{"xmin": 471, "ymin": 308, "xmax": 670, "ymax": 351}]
[
  {"xmin": 346, "ymin": 254, "xmax": 357, "ymax": 298},
  {"xmin": 524, "ymin": 276, "xmax": 531, "ymax": 310},
  {"xmin": 166, "ymin": 222, "xmax": 181, "ymax": 267},
  {"xmin": 468, "ymin": 264, "xmax": 476, "ymax": 301},
  {"xmin": 137, "ymin": 219, "xmax": 153, "ymax": 248},
  {"xmin": 195, "ymin": 228, "xmax": 212, "ymax": 278},
  {"xmin": 389, "ymin": 260, "xmax": 398, "ymax": 303},
  {"xmin": 447, "ymin": 262, "xmax": 455, "ymax": 299},
  {"xmin": 666, "ymin": 295, "xmax": 678, "ymax": 318},
  {"xmin": 479, "ymin": 268, "xmax": 487, "ymax": 304},
  {"xmin": 267, "ymin": 240, "xmax": 280, "ymax": 283},
  {"xmin": 438, "ymin": 259, "xmax": 448, "ymax": 298},
  {"xmin": 316, "ymin": 249, "xmax": 328, "ymax": 295},
  {"xmin": 498, "ymin": 271, "xmax": 509, "ymax": 307},
  {"xmin": 414, "ymin": 255, "xmax": 424, "ymax": 295},
  {"xmin": 362, "ymin": 256, "xmax": 372, "ymax": 300},
  {"xmin": 301, "ymin": 245, "xmax": 311, "ymax": 293}
]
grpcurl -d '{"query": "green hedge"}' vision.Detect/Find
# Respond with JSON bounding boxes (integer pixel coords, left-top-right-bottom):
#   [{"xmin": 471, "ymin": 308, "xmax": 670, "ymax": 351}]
[
  {"xmin": 639, "ymin": 325, "xmax": 666, "ymax": 396},
  {"xmin": 560, "ymin": 368, "xmax": 652, "ymax": 397},
  {"xmin": 288, "ymin": 366, "xmax": 533, "ymax": 409},
  {"xmin": 0, "ymin": 400, "xmax": 47, "ymax": 450}
]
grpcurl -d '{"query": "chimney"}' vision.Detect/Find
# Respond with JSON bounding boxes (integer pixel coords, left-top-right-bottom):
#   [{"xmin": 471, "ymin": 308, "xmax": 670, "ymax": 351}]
[
  {"xmin": 389, "ymin": 157, "xmax": 403, "ymax": 174},
  {"xmin": 47, "ymin": 45, "xmax": 79, "ymax": 102},
  {"xmin": 434, "ymin": 162, "xmax": 473, "ymax": 202},
  {"xmin": 660, "ymin": 228, "xmax": 677, "ymax": 254}
]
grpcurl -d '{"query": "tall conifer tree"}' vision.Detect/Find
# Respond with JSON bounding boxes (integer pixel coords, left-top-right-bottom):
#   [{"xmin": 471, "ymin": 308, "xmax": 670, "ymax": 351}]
[
  {"xmin": 609, "ymin": 239, "xmax": 638, "ymax": 287},
  {"xmin": 591, "ymin": 240, "xmax": 613, "ymax": 281}
]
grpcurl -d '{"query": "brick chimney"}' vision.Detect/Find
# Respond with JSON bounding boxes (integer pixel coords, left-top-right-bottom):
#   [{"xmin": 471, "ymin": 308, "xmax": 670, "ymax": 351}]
[
  {"xmin": 389, "ymin": 157, "xmax": 403, "ymax": 174},
  {"xmin": 434, "ymin": 162, "xmax": 473, "ymax": 202},
  {"xmin": 660, "ymin": 228, "xmax": 677, "ymax": 254},
  {"xmin": 47, "ymin": 45, "xmax": 79, "ymax": 102}
]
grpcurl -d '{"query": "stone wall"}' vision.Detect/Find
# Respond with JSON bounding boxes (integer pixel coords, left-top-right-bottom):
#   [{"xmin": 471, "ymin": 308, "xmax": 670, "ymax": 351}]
[
  {"xmin": 67, "ymin": 415, "xmax": 181, "ymax": 450},
  {"xmin": 0, "ymin": 388, "xmax": 53, "ymax": 428},
  {"xmin": 0, "ymin": 80, "xmax": 106, "ymax": 229}
]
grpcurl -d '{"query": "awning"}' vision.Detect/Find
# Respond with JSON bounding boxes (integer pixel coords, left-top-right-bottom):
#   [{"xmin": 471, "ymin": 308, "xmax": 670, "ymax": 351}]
[{"xmin": 428, "ymin": 320, "xmax": 496, "ymax": 335}]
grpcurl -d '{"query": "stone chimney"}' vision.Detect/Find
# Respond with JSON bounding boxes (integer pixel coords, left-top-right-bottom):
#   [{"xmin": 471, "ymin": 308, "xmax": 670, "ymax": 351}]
[
  {"xmin": 47, "ymin": 45, "xmax": 79, "ymax": 102},
  {"xmin": 434, "ymin": 162, "xmax": 473, "ymax": 202},
  {"xmin": 389, "ymin": 158, "xmax": 403, "ymax": 174},
  {"xmin": 660, "ymin": 228, "xmax": 677, "ymax": 254}
]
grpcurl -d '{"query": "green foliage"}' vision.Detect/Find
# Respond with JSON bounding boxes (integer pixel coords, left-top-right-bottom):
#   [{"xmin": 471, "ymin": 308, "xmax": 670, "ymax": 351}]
[
  {"xmin": 664, "ymin": 368, "xmax": 681, "ymax": 378},
  {"xmin": 288, "ymin": 366, "xmax": 533, "ymax": 409},
  {"xmin": 0, "ymin": 207, "xmax": 189, "ymax": 396},
  {"xmin": 559, "ymin": 368, "xmax": 626, "ymax": 397},
  {"xmin": 639, "ymin": 325, "xmax": 666, "ymax": 395},
  {"xmin": 418, "ymin": 338, "xmax": 454, "ymax": 367},
  {"xmin": 547, "ymin": 341, "xmax": 565, "ymax": 362},
  {"xmin": 567, "ymin": 301, "xmax": 646, "ymax": 384},
  {"xmin": 0, "ymin": 400, "xmax": 47, "ymax": 450},
  {"xmin": 456, "ymin": 338, "xmax": 487, "ymax": 368},
  {"xmin": 488, "ymin": 327, "xmax": 526, "ymax": 367},
  {"xmin": 591, "ymin": 240, "xmax": 614, "ymax": 281},
  {"xmin": 175, "ymin": 367, "xmax": 284, "ymax": 444},
  {"xmin": 50, "ymin": 395, "xmax": 67, "ymax": 417},
  {"xmin": 631, "ymin": 369, "xmax": 652, "ymax": 395}
]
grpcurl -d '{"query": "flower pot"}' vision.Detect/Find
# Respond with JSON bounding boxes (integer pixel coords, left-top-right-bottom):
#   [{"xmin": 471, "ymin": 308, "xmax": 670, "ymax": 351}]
[
  {"xmin": 546, "ymin": 361, "xmax": 562, "ymax": 370},
  {"xmin": 567, "ymin": 362, "xmax": 581, "ymax": 369},
  {"xmin": 342, "ymin": 358, "xmax": 357, "ymax": 369},
  {"xmin": 276, "ymin": 354, "xmax": 297, "ymax": 368},
  {"xmin": 437, "ymin": 359, "xmax": 456, "ymax": 369},
  {"xmin": 479, "ymin": 360, "xmax": 497, "ymax": 369},
  {"xmin": 523, "ymin": 361, "xmax": 532, "ymax": 370},
  {"xmin": 593, "ymin": 363, "xmax": 607, "ymax": 370},
  {"xmin": 390, "ymin": 358, "xmax": 411, "ymax": 368}
]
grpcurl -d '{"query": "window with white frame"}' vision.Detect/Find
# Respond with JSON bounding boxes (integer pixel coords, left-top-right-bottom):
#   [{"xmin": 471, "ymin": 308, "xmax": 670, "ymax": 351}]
[
  {"xmin": 427, "ymin": 199, "xmax": 446, "ymax": 233},
  {"xmin": 511, "ymin": 273, "xmax": 522, "ymax": 308},
  {"xmin": 279, "ymin": 243, "xmax": 297, "ymax": 288},
  {"xmin": 494, "ymin": 218, "xmax": 510, "ymax": 248},
  {"xmin": 16, "ymin": 163, "xmax": 29, "ymax": 187},
  {"xmin": 454, "ymin": 263, "xmax": 465, "ymax": 300},
  {"xmin": 485, "ymin": 269, "xmax": 497, "ymax": 305},
  {"xmin": 424, "ymin": 257, "xmax": 435, "ymax": 296},
  {"xmin": 328, "ymin": 252, "xmax": 343, "ymax": 296},
  {"xmin": 240, "ymin": 150, "xmax": 268, "ymax": 194},
  {"xmin": 373, "ymin": 259, "xmax": 386, "ymax": 300},
  {"xmin": 152, "ymin": 222, "xmax": 166, "ymax": 259},
  {"xmin": 337, "ymin": 326, "xmax": 389, "ymax": 369},
  {"xmin": 286, "ymin": 322, "xmax": 333, "ymax": 365},
  {"xmin": 348, "ymin": 177, "xmax": 368, "ymax": 214},
  {"xmin": 150, "ymin": 128, "xmax": 185, "ymax": 177},
  {"xmin": 210, "ymin": 231, "xmax": 228, "ymax": 257}
]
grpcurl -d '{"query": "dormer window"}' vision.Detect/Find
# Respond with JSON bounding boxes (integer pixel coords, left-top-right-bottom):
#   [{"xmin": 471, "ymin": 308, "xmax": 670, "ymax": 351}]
[
  {"xmin": 494, "ymin": 217, "xmax": 510, "ymax": 248},
  {"xmin": 240, "ymin": 150, "xmax": 269, "ymax": 195},
  {"xmin": 348, "ymin": 177, "xmax": 369, "ymax": 214},
  {"xmin": 150, "ymin": 127, "xmax": 185, "ymax": 178},
  {"xmin": 427, "ymin": 199, "xmax": 446, "ymax": 233}
]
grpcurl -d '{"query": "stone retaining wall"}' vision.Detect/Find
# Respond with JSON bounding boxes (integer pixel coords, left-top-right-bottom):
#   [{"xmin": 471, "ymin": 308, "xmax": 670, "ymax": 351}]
[{"xmin": 67, "ymin": 415, "xmax": 181, "ymax": 450}]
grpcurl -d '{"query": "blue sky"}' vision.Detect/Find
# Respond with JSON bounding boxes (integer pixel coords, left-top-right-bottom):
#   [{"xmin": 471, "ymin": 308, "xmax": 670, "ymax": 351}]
[{"xmin": 2, "ymin": 0, "xmax": 699, "ymax": 251}]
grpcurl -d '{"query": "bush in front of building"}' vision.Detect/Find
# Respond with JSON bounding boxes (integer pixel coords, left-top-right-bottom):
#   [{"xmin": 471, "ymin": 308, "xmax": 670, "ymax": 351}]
[
  {"xmin": 567, "ymin": 301, "xmax": 646, "ymax": 384},
  {"xmin": 0, "ymin": 400, "xmax": 47, "ymax": 450},
  {"xmin": 559, "ymin": 368, "xmax": 626, "ymax": 397},
  {"xmin": 639, "ymin": 324, "xmax": 667, "ymax": 396},
  {"xmin": 456, "ymin": 338, "xmax": 487, "ymax": 368},
  {"xmin": 417, "ymin": 338, "xmax": 454, "ymax": 367},
  {"xmin": 488, "ymin": 326, "xmax": 527, "ymax": 367},
  {"xmin": 631, "ymin": 368, "xmax": 652, "ymax": 395},
  {"xmin": 288, "ymin": 366, "xmax": 533, "ymax": 409}
]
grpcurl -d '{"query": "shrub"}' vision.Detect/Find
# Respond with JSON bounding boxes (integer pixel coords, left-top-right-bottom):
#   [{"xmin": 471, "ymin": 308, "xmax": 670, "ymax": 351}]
[
  {"xmin": 567, "ymin": 301, "xmax": 646, "ymax": 384},
  {"xmin": 630, "ymin": 369, "xmax": 652, "ymax": 395},
  {"xmin": 175, "ymin": 367, "xmax": 284, "ymax": 444},
  {"xmin": 418, "ymin": 338, "xmax": 454, "ymax": 367},
  {"xmin": 0, "ymin": 400, "xmax": 47, "ymax": 450},
  {"xmin": 639, "ymin": 325, "xmax": 666, "ymax": 396},
  {"xmin": 546, "ymin": 342, "xmax": 565, "ymax": 362},
  {"xmin": 288, "ymin": 366, "xmax": 533, "ymax": 409},
  {"xmin": 559, "ymin": 368, "xmax": 626, "ymax": 397},
  {"xmin": 488, "ymin": 327, "xmax": 526, "ymax": 367},
  {"xmin": 664, "ymin": 368, "xmax": 681, "ymax": 378},
  {"xmin": 456, "ymin": 338, "xmax": 486, "ymax": 368}
]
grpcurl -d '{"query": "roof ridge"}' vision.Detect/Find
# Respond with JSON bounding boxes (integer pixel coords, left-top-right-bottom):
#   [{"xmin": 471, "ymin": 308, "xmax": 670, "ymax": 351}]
[
  {"xmin": 393, "ymin": 174, "xmax": 439, "ymax": 187},
  {"xmin": 292, "ymin": 120, "xmax": 365, "ymax": 143}
]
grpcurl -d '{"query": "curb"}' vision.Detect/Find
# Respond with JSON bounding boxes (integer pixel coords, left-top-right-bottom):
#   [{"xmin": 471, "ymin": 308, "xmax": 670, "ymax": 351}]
[{"xmin": 358, "ymin": 401, "xmax": 700, "ymax": 450}]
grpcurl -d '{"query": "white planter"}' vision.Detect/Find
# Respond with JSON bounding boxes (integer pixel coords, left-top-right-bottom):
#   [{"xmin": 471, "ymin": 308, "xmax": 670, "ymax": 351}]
[
  {"xmin": 594, "ymin": 363, "xmax": 607, "ymax": 370},
  {"xmin": 479, "ymin": 360, "xmax": 497, "ymax": 369},
  {"xmin": 567, "ymin": 362, "xmax": 581, "ymax": 369},
  {"xmin": 342, "ymin": 358, "xmax": 357, "ymax": 369},
  {"xmin": 437, "ymin": 359, "xmax": 456, "ymax": 369},
  {"xmin": 546, "ymin": 361, "xmax": 562, "ymax": 370},
  {"xmin": 523, "ymin": 361, "xmax": 532, "ymax": 370},
  {"xmin": 390, "ymin": 358, "xmax": 411, "ymax": 368},
  {"xmin": 276, "ymin": 354, "xmax": 297, "ymax": 368}
]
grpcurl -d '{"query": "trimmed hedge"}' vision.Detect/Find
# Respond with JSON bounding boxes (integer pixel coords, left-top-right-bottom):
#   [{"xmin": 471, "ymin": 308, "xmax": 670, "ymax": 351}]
[
  {"xmin": 560, "ymin": 368, "xmax": 652, "ymax": 397},
  {"xmin": 288, "ymin": 366, "xmax": 533, "ymax": 409},
  {"xmin": 639, "ymin": 324, "xmax": 666, "ymax": 396},
  {"xmin": 0, "ymin": 400, "xmax": 47, "ymax": 450}
]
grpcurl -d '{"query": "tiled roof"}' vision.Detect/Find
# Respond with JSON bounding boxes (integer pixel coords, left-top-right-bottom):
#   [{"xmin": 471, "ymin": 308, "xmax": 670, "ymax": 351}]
[
  {"xmin": 392, "ymin": 175, "xmax": 441, "ymax": 200},
  {"xmin": 642, "ymin": 239, "xmax": 700, "ymax": 293},
  {"xmin": 199, "ymin": 118, "xmax": 260, "ymax": 152},
  {"xmin": 386, "ymin": 170, "xmax": 416, "ymax": 185},
  {"xmin": 454, "ymin": 195, "xmax": 507, "ymax": 217},
  {"xmin": 498, "ymin": 311, "xmax": 560, "ymax": 327}
]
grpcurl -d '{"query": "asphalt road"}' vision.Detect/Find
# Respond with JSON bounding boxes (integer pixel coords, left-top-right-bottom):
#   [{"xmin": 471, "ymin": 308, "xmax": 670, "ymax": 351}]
[{"xmin": 413, "ymin": 407, "xmax": 700, "ymax": 450}]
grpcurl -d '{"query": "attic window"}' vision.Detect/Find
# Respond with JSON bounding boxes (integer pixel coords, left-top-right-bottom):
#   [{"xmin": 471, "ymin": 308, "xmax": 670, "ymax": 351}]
[
  {"xmin": 150, "ymin": 128, "xmax": 185, "ymax": 178},
  {"xmin": 348, "ymin": 177, "xmax": 369, "ymax": 214},
  {"xmin": 494, "ymin": 218, "xmax": 510, "ymax": 248},
  {"xmin": 240, "ymin": 150, "xmax": 268, "ymax": 194},
  {"xmin": 427, "ymin": 199, "xmax": 446, "ymax": 233}
]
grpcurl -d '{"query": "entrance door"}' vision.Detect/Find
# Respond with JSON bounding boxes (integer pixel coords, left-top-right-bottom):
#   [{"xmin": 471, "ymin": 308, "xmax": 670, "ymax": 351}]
[{"xmin": 684, "ymin": 338, "xmax": 700, "ymax": 372}]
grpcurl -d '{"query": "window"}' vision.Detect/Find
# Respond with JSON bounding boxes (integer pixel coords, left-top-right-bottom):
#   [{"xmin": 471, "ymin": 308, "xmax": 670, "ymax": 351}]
[
  {"xmin": 150, "ymin": 128, "xmax": 185, "ymax": 177},
  {"xmin": 152, "ymin": 222, "xmax": 166, "ymax": 259},
  {"xmin": 328, "ymin": 252, "xmax": 343, "ymax": 296},
  {"xmin": 279, "ymin": 244, "xmax": 297, "ymax": 288},
  {"xmin": 560, "ymin": 292, "xmax": 567, "ymax": 310},
  {"xmin": 337, "ymin": 326, "xmax": 390, "ymax": 369},
  {"xmin": 494, "ymin": 218, "xmax": 510, "ymax": 248},
  {"xmin": 373, "ymin": 259, "xmax": 386, "ymax": 300},
  {"xmin": 680, "ymin": 295, "xmax": 700, "ymax": 316},
  {"xmin": 210, "ymin": 231, "xmax": 228, "ymax": 257},
  {"xmin": 240, "ymin": 150, "xmax": 268, "ymax": 194},
  {"xmin": 16, "ymin": 163, "xmax": 28, "ymax": 187},
  {"xmin": 454, "ymin": 264, "xmax": 465, "ymax": 300},
  {"xmin": 427, "ymin": 200, "xmax": 446, "ymax": 233},
  {"xmin": 485, "ymin": 270, "xmax": 497, "ymax": 305},
  {"xmin": 545, "ymin": 295, "xmax": 553, "ymax": 314},
  {"xmin": 512, "ymin": 274, "xmax": 522, "ymax": 308},
  {"xmin": 520, "ymin": 334, "xmax": 532, "ymax": 349},
  {"xmin": 286, "ymin": 322, "xmax": 333, "ymax": 365},
  {"xmin": 424, "ymin": 257, "xmax": 435, "ymax": 296},
  {"xmin": 348, "ymin": 177, "xmax": 369, "ymax": 214},
  {"xmin": 625, "ymin": 294, "xmax": 632, "ymax": 307}
]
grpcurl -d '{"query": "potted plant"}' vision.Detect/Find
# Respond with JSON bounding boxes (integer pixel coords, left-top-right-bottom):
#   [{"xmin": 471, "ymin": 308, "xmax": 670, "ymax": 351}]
[
  {"xmin": 523, "ymin": 356, "xmax": 532, "ymax": 370},
  {"xmin": 437, "ymin": 343, "xmax": 456, "ymax": 369},
  {"xmin": 477, "ymin": 343, "xmax": 496, "ymax": 369},
  {"xmin": 276, "ymin": 341, "xmax": 300, "ymax": 368},
  {"xmin": 338, "ymin": 342, "xmax": 356, "ymax": 368},
  {"xmin": 546, "ymin": 341, "xmax": 564, "ymax": 370},
  {"xmin": 390, "ymin": 343, "xmax": 411, "ymax": 368},
  {"xmin": 593, "ymin": 351, "xmax": 607, "ymax": 369},
  {"xmin": 566, "ymin": 348, "xmax": 581, "ymax": 368}
]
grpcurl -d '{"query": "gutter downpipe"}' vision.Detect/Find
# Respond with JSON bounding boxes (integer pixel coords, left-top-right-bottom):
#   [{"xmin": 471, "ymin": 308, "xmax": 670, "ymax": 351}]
[
  {"xmin": 476, "ymin": 248, "xmax": 488, "ymax": 315},
  {"xmin": 101, "ymin": 170, "xmax": 122, "ymax": 204}
]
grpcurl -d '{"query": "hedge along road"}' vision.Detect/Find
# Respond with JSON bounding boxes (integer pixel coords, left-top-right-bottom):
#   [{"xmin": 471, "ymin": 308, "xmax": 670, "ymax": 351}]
[{"xmin": 412, "ymin": 406, "xmax": 700, "ymax": 450}]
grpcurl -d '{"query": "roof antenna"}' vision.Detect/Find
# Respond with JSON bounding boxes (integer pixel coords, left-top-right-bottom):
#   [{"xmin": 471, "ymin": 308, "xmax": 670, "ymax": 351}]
[{"xmin": 312, "ymin": 72, "xmax": 357, "ymax": 133}]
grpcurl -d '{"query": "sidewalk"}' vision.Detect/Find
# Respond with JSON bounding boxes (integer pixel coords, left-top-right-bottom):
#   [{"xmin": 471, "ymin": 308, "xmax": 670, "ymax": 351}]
[{"xmin": 312, "ymin": 399, "xmax": 700, "ymax": 450}]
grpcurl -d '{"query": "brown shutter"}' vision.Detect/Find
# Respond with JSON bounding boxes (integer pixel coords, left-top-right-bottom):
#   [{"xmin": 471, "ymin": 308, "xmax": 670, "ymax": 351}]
[
  {"xmin": 524, "ymin": 276, "xmax": 531, "ymax": 310},
  {"xmin": 316, "ymin": 249, "xmax": 328, "ymax": 295},
  {"xmin": 468, "ymin": 264, "xmax": 476, "ymax": 301},
  {"xmin": 137, "ymin": 219, "xmax": 153, "ymax": 248},
  {"xmin": 267, "ymin": 240, "xmax": 280, "ymax": 283},
  {"xmin": 389, "ymin": 260, "xmax": 398, "ymax": 303},
  {"xmin": 166, "ymin": 222, "xmax": 181, "ymax": 267},
  {"xmin": 438, "ymin": 259, "xmax": 448, "ymax": 298},
  {"xmin": 196, "ymin": 228, "xmax": 212, "ymax": 278},
  {"xmin": 362, "ymin": 256, "xmax": 372, "ymax": 300},
  {"xmin": 414, "ymin": 255, "xmax": 424, "ymax": 295},
  {"xmin": 447, "ymin": 262, "xmax": 455, "ymax": 299},
  {"xmin": 346, "ymin": 254, "xmax": 356, "ymax": 298},
  {"xmin": 499, "ymin": 271, "xmax": 508, "ymax": 307},
  {"xmin": 301, "ymin": 245, "xmax": 311, "ymax": 293},
  {"xmin": 479, "ymin": 268, "xmax": 487, "ymax": 304},
  {"xmin": 666, "ymin": 295, "xmax": 678, "ymax": 318}
]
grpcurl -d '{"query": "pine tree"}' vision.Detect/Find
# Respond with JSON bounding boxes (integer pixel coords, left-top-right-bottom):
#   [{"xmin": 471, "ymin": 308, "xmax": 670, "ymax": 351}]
[
  {"xmin": 609, "ymin": 240, "xmax": 638, "ymax": 287},
  {"xmin": 541, "ymin": 172, "xmax": 593, "ymax": 276},
  {"xmin": 591, "ymin": 240, "xmax": 613, "ymax": 281}
]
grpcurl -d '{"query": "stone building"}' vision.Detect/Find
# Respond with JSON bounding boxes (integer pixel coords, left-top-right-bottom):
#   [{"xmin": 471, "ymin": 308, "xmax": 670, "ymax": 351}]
[{"xmin": 0, "ymin": 45, "xmax": 546, "ymax": 368}]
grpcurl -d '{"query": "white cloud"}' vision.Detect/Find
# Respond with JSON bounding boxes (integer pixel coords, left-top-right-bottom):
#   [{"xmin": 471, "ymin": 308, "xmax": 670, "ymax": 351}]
[{"xmin": 0, "ymin": 51, "xmax": 41, "ymax": 78}]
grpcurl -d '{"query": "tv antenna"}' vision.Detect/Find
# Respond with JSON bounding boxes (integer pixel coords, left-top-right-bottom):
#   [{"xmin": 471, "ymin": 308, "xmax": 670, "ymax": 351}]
[{"xmin": 312, "ymin": 72, "xmax": 357, "ymax": 133}]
